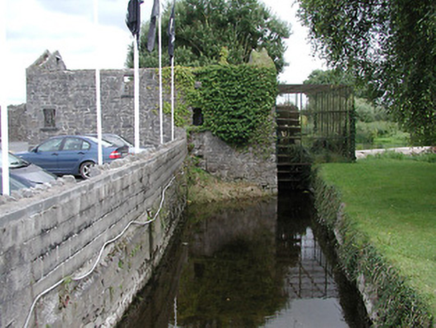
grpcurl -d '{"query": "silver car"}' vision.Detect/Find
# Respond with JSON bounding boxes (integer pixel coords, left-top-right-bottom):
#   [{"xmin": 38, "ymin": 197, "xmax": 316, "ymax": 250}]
[{"xmin": 0, "ymin": 150, "xmax": 57, "ymax": 194}]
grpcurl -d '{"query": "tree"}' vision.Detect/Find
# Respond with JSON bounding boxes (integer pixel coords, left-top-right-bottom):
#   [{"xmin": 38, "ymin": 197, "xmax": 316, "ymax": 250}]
[
  {"xmin": 126, "ymin": 0, "xmax": 291, "ymax": 73},
  {"xmin": 297, "ymin": 0, "xmax": 436, "ymax": 145},
  {"xmin": 304, "ymin": 68, "xmax": 374, "ymax": 99},
  {"xmin": 304, "ymin": 69, "xmax": 354, "ymax": 85}
]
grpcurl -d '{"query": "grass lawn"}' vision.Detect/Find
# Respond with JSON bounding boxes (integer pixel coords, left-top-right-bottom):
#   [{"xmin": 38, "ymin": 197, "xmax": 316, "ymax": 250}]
[{"xmin": 318, "ymin": 156, "xmax": 436, "ymax": 316}]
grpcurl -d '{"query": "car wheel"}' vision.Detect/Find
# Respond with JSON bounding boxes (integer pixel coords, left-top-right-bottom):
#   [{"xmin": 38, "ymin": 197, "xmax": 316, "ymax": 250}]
[{"xmin": 79, "ymin": 161, "xmax": 95, "ymax": 179}]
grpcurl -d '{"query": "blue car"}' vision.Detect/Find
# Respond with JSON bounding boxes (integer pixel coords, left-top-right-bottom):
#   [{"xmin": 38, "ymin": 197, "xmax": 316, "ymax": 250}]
[{"xmin": 16, "ymin": 135, "xmax": 128, "ymax": 179}]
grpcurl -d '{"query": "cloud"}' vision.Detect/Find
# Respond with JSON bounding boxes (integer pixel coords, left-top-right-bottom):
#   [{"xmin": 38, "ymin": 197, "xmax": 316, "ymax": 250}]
[
  {"xmin": 35, "ymin": 0, "xmax": 152, "ymax": 30},
  {"xmin": 4, "ymin": 0, "xmax": 142, "ymax": 104},
  {"xmin": 3, "ymin": 0, "xmax": 325, "ymax": 105},
  {"xmin": 37, "ymin": 0, "xmax": 91, "ymax": 16}
]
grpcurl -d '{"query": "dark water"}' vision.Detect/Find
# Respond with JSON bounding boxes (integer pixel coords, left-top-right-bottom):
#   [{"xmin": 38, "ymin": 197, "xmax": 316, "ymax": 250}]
[{"xmin": 118, "ymin": 193, "xmax": 371, "ymax": 328}]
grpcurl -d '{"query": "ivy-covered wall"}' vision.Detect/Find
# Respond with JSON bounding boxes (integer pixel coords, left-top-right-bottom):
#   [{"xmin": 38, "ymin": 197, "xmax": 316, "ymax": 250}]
[
  {"xmin": 194, "ymin": 65, "xmax": 277, "ymax": 146},
  {"xmin": 163, "ymin": 64, "xmax": 277, "ymax": 145},
  {"xmin": 164, "ymin": 64, "xmax": 278, "ymax": 192}
]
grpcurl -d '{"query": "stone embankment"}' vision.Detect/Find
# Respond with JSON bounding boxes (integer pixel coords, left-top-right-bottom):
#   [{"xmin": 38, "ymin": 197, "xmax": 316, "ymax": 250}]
[{"xmin": 0, "ymin": 137, "xmax": 188, "ymax": 328}]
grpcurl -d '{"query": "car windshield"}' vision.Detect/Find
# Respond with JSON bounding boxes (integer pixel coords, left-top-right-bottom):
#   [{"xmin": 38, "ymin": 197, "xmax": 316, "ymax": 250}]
[
  {"xmin": 0, "ymin": 173, "xmax": 29, "ymax": 194},
  {"xmin": 87, "ymin": 134, "xmax": 133, "ymax": 148},
  {"xmin": 0, "ymin": 150, "xmax": 29, "ymax": 168},
  {"xmin": 106, "ymin": 135, "xmax": 133, "ymax": 147},
  {"xmin": 84, "ymin": 136, "xmax": 114, "ymax": 148}
]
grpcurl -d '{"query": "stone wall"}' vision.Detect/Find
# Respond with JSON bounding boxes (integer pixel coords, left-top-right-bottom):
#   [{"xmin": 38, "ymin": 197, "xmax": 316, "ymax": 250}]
[
  {"xmin": 190, "ymin": 131, "xmax": 277, "ymax": 192},
  {"xmin": 0, "ymin": 104, "xmax": 27, "ymax": 141},
  {"xmin": 19, "ymin": 51, "xmax": 277, "ymax": 192},
  {"xmin": 0, "ymin": 137, "xmax": 188, "ymax": 328},
  {"xmin": 25, "ymin": 50, "xmax": 178, "ymax": 148}
]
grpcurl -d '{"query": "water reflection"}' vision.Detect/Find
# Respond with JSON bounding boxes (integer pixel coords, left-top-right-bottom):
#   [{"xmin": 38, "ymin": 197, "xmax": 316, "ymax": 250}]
[
  {"xmin": 118, "ymin": 194, "xmax": 370, "ymax": 328},
  {"xmin": 178, "ymin": 199, "xmax": 284, "ymax": 327},
  {"xmin": 266, "ymin": 194, "xmax": 347, "ymax": 327}
]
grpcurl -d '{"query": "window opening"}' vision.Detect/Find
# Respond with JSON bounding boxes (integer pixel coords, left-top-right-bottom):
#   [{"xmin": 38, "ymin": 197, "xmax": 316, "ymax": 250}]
[
  {"xmin": 63, "ymin": 138, "xmax": 85, "ymax": 151},
  {"xmin": 43, "ymin": 108, "xmax": 56, "ymax": 128},
  {"xmin": 193, "ymin": 108, "xmax": 204, "ymax": 126}
]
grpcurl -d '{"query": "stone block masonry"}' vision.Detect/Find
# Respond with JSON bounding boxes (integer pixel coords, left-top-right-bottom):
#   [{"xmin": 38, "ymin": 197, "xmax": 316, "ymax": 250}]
[
  {"xmin": 19, "ymin": 50, "xmax": 277, "ymax": 193},
  {"xmin": 190, "ymin": 131, "xmax": 277, "ymax": 193},
  {"xmin": 0, "ymin": 137, "xmax": 188, "ymax": 328},
  {"xmin": 0, "ymin": 104, "xmax": 27, "ymax": 142},
  {"xmin": 24, "ymin": 50, "xmax": 177, "ymax": 148}
]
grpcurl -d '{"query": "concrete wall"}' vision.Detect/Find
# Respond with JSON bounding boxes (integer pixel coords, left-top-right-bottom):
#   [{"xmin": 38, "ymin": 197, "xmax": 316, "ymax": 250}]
[
  {"xmin": 25, "ymin": 50, "xmax": 177, "ymax": 148},
  {"xmin": 0, "ymin": 137, "xmax": 188, "ymax": 328}
]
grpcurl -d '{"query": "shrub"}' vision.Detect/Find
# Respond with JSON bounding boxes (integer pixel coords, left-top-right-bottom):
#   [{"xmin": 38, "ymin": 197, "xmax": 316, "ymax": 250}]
[{"xmin": 355, "ymin": 98, "xmax": 388, "ymax": 123}]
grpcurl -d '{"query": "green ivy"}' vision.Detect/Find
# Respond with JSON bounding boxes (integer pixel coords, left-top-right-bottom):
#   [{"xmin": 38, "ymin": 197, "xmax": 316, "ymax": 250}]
[
  {"xmin": 195, "ymin": 64, "xmax": 277, "ymax": 146},
  {"xmin": 161, "ymin": 66, "xmax": 200, "ymax": 128},
  {"xmin": 162, "ymin": 64, "xmax": 277, "ymax": 147}
]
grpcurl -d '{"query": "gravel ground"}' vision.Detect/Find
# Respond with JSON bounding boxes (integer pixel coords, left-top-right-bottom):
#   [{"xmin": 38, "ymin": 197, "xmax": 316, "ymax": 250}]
[{"xmin": 4, "ymin": 141, "xmax": 29, "ymax": 153}]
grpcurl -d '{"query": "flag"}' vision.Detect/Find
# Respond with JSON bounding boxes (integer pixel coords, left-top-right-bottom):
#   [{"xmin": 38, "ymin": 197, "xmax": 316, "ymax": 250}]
[
  {"xmin": 126, "ymin": 0, "xmax": 143, "ymax": 42},
  {"xmin": 167, "ymin": 1, "xmax": 176, "ymax": 60},
  {"xmin": 147, "ymin": 0, "xmax": 160, "ymax": 52}
]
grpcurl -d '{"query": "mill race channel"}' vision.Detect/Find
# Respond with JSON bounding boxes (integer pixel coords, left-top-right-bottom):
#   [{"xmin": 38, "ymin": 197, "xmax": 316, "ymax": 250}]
[{"xmin": 118, "ymin": 192, "xmax": 371, "ymax": 327}]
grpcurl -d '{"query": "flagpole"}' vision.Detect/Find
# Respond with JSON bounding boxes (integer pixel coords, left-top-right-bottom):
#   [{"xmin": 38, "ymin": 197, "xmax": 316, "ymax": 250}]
[
  {"xmin": 94, "ymin": 0, "xmax": 103, "ymax": 165},
  {"xmin": 158, "ymin": 0, "xmax": 163, "ymax": 144},
  {"xmin": 168, "ymin": 0, "xmax": 176, "ymax": 142},
  {"xmin": 126, "ymin": 0, "xmax": 142, "ymax": 153},
  {"xmin": 171, "ymin": 55, "xmax": 175, "ymax": 141},
  {"xmin": 134, "ymin": 36, "xmax": 140, "ymax": 153},
  {"xmin": 1, "ymin": 0, "xmax": 10, "ymax": 196}
]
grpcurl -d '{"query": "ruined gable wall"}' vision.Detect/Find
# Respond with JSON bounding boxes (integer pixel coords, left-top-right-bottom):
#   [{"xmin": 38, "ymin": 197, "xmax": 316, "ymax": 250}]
[{"xmin": 25, "ymin": 64, "xmax": 174, "ymax": 147}]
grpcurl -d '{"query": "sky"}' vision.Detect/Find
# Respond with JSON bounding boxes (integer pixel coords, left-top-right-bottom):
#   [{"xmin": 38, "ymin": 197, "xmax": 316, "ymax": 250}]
[{"xmin": 2, "ymin": 0, "xmax": 326, "ymax": 105}]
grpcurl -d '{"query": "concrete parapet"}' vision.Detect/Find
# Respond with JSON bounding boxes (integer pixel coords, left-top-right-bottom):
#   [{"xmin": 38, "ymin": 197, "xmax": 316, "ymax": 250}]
[{"xmin": 0, "ymin": 137, "xmax": 188, "ymax": 328}]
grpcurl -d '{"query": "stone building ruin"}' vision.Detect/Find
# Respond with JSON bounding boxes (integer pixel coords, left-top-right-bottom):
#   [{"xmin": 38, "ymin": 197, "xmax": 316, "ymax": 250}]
[
  {"xmin": 3, "ymin": 50, "xmax": 278, "ymax": 192},
  {"xmin": 18, "ymin": 50, "xmax": 176, "ymax": 147}
]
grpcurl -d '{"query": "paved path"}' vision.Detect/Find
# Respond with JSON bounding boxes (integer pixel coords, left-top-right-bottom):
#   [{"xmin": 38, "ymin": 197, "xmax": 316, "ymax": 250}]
[
  {"xmin": 4, "ymin": 141, "xmax": 29, "ymax": 153},
  {"xmin": 355, "ymin": 146, "xmax": 431, "ymax": 159}
]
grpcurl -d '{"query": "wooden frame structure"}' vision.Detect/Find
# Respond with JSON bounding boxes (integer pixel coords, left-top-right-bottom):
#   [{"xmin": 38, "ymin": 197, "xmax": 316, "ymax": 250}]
[{"xmin": 276, "ymin": 84, "xmax": 355, "ymax": 189}]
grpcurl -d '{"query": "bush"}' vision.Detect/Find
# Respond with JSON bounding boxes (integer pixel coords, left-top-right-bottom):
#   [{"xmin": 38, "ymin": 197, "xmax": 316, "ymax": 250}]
[
  {"xmin": 355, "ymin": 98, "xmax": 388, "ymax": 123},
  {"xmin": 356, "ymin": 121, "xmax": 409, "ymax": 148}
]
